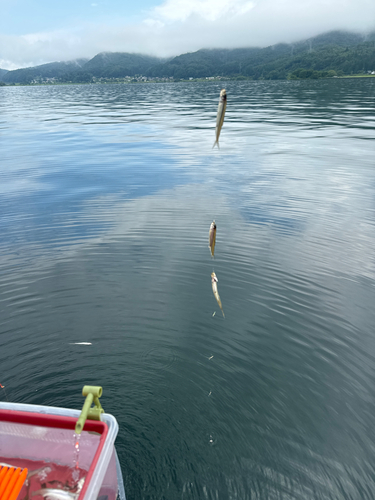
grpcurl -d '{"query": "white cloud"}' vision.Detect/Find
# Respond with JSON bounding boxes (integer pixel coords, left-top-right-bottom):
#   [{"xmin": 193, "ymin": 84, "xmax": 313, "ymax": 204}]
[
  {"xmin": 0, "ymin": 0, "xmax": 374, "ymax": 69},
  {"xmin": 149, "ymin": 0, "xmax": 255, "ymax": 23},
  {"xmin": 0, "ymin": 30, "xmax": 84, "ymax": 69}
]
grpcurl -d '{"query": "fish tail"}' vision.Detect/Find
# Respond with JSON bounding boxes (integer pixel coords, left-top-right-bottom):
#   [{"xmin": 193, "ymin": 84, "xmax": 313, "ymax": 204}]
[{"xmin": 212, "ymin": 140, "xmax": 220, "ymax": 149}]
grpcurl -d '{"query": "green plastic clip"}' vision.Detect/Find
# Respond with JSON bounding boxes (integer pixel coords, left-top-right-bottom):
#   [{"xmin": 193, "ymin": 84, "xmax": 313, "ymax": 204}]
[{"xmin": 75, "ymin": 385, "xmax": 104, "ymax": 434}]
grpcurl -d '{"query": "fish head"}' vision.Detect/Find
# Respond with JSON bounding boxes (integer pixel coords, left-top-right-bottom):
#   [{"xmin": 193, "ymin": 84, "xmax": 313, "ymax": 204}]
[
  {"xmin": 220, "ymin": 89, "xmax": 226, "ymax": 100},
  {"xmin": 211, "ymin": 272, "xmax": 218, "ymax": 282}
]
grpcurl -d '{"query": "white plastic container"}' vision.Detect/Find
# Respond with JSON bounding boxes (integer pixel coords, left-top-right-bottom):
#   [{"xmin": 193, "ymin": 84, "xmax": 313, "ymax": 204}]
[{"xmin": 0, "ymin": 401, "xmax": 126, "ymax": 500}]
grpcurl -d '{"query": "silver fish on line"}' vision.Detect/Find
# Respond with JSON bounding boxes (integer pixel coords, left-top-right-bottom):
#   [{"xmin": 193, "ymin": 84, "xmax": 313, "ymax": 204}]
[
  {"xmin": 213, "ymin": 89, "xmax": 227, "ymax": 149},
  {"xmin": 211, "ymin": 272, "xmax": 225, "ymax": 318},
  {"xmin": 208, "ymin": 220, "xmax": 216, "ymax": 257}
]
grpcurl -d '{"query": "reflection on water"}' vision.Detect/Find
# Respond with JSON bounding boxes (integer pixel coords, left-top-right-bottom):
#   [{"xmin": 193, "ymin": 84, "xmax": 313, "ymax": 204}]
[{"xmin": 1, "ymin": 79, "xmax": 375, "ymax": 499}]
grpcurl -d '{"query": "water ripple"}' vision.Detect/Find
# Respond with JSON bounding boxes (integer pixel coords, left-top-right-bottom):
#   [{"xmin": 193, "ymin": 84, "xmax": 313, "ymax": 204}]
[{"xmin": 1, "ymin": 79, "xmax": 375, "ymax": 499}]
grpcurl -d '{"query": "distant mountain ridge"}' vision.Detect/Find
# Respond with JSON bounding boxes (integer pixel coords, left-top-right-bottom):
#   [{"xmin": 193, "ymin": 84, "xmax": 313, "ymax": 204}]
[
  {"xmin": 83, "ymin": 52, "xmax": 165, "ymax": 78},
  {"xmin": 1, "ymin": 30, "xmax": 375, "ymax": 84},
  {"xmin": 0, "ymin": 53, "xmax": 164, "ymax": 84},
  {"xmin": 147, "ymin": 31, "xmax": 375, "ymax": 80},
  {"xmin": 1, "ymin": 59, "xmax": 89, "ymax": 84}
]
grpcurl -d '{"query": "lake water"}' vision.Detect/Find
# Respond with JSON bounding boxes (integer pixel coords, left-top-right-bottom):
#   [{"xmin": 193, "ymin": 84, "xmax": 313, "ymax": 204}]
[{"xmin": 0, "ymin": 79, "xmax": 375, "ymax": 499}]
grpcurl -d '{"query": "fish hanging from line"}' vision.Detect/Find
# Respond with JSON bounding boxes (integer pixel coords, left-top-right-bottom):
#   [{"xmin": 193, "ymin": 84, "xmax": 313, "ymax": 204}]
[
  {"xmin": 211, "ymin": 272, "xmax": 225, "ymax": 318},
  {"xmin": 213, "ymin": 89, "xmax": 227, "ymax": 149},
  {"xmin": 208, "ymin": 220, "xmax": 216, "ymax": 257}
]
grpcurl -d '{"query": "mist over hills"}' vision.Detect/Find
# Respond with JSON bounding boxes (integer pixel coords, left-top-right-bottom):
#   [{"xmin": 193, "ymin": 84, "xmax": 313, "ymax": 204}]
[{"xmin": 1, "ymin": 30, "xmax": 374, "ymax": 84}]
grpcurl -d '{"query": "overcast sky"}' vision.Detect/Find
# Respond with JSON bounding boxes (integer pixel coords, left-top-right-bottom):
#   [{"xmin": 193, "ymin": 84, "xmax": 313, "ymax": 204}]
[{"xmin": 1, "ymin": 0, "xmax": 374, "ymax": 70}]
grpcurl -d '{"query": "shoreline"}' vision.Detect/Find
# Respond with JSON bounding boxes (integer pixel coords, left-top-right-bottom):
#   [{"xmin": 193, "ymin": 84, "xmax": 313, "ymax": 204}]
[{"xmin": 1, "ymin": 74, "xmax": 375, "ymax": 87}]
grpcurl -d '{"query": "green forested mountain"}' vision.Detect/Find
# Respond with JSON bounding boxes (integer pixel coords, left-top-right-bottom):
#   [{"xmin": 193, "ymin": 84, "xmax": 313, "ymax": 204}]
[
  {"xmin": 265, "ymin": 41, "xmax": 375, "ymax": 79},
  {"xmin": 83, "ymin": 52, "xmax": 164, "ymax": 78},
  {"xmin": 147, "ymin": 31, "xmax": 371, "ymax": 79},
  {"xmin": 0, "ymin": 68, "xmax": 9, "ymax": 79},
  {"xmin": 295, "ymin": 30, "xmax": 368, "ymax": 49},
  {"xmin": 146, "ymin": 32, "xmax": 375, "ymax": 80},
  {"xmin": 0, "ymin": 53, "xmax": 164, "ymax": 84},
  {"xmin": 1, "ymin": 59, "xmax": 89, "ymax": 84},
  {"xmin": 1, "ymin": 30, "xmax": 374, "ymax": 84}
]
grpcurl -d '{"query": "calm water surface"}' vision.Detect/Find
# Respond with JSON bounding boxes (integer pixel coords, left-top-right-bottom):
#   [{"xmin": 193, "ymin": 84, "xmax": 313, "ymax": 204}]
[{"xmin": 1, "ymin": 79, "xmax": 375, "ymax": 499}]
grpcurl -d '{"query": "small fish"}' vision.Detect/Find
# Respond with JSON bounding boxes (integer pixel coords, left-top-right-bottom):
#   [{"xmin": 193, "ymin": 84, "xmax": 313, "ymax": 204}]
[
  {"xmin": 211, "ymin": 272, "xmax": 225, "ymax": 318},
  {"xmin": 213, "ymin": 89, "xmax": 227, "ymax": 149},
  {"xmin": 32, "ymin": 488, "xmax": 78, "ymax": 500},
  {"xmin": 69, "ymin": 342, "xmax": 92, "ymax": 345},
  {"xmin": 208, "ymin": 220, "xmax": 216, "ymax": 257}
]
